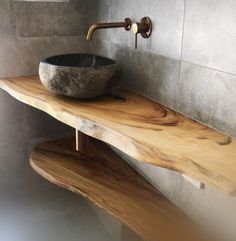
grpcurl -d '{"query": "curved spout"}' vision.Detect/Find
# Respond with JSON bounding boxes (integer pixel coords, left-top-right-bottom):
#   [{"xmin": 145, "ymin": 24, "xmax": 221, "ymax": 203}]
[{"xmin": 87, "ymin": 18, "xmax": 131, "ymax": 41}]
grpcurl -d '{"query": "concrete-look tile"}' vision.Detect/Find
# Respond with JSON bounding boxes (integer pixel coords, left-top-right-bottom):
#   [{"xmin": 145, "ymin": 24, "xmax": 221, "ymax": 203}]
[
  {"xmin": 0, "ymin": 38, "xmax": 20, "ymax": 78},
  {"xmin": 0, "ymin": 0, "xmax": 16, "ymax": 38},
  {"xmin": 49, "ymin": 35, "xmax": 90, "ymax": 55},
  {"xmin": 147, "ymin": 0, "xmax": 185, "ymax": 59},
  {"xmin": 178, "ymin": 62, "xmax": 236, "ymax": 136},
  {"xmin": 0, "ymin": 90, "xmax": 26, "ymax": 141},
  {"xmin": 18, "ymin": 36, "xmax": 89, "ymax": 75},
  {"xmin": 15, "ymin": 188, "xmax": 91, "ymax": 224},
  {"xmin": 13, "ymin": 2, "xmax": 53, "ymax": 37},
  {"xmin": 110, "ymin": 0, "xmax": 150, "ymax": 50},
  {"xmin": 91, "ymin": 0, "xmax": 184, "ymax": 58},
  {"xmin": 13, "ymin": 1, "xmax": 89, "ymax": 37},
  {"xmin": 18, "ymin": 37, "xmax": 49, "ymax": 75},
  {"xmin": 0, "ymin": 90, "xmax": 27, "ymax": 194},
  {"xmin": 25, "ymin": 105, "xmax": 73, "ymax": 139},
  {"xmin": 50, "ymin": 0, "xmax": 89, "ymax": 37},
  {"xmin": 89, "ymin": 0, "xmax": 112, "ymax": 41},
  {"xmin": 110, "ymin": 43, "xmax": 180, "ymax": 109},
  {"xmin": 182, "ymin": 0, "xmax": 236, "ymax": 75},
  {"xmin": 90, "ymin": 38, "xmax": 111, "ymax": 57}
]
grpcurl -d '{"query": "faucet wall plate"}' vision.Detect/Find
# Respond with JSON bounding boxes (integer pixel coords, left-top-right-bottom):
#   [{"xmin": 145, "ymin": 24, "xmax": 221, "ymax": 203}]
[
  {"xmin": 140, "ymin": 17, "xmax": 152, "ymax": 38},
  {"xmin": 131, "ymin": 17, "xmax": 152, "ymax": 49},
  {"xmin": 131, "ymin": 17, "xmax": 152, "ymax": 38}
]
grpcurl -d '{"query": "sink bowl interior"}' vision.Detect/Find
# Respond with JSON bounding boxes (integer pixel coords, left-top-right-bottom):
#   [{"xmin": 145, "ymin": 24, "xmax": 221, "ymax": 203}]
[{"xmin": 43, "ymin": 54, "xmax": 116, "ymax": 68}]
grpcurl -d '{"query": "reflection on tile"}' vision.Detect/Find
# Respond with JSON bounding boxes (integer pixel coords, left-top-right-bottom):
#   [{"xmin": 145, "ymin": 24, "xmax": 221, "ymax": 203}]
[
  {"xmin": 110, "ymin": 43, "xmax": 180, "ymax": 109},
  {"xmin": 13, "ymin": 1, "xmax": 89, "ymax": 37},
  {"xmin": 179, "ymin": 61, "xmax": 236, "ymax": 136},
  {"xmin": 183, "ymin": 0, "xmax": 236, "ymax": 74}
]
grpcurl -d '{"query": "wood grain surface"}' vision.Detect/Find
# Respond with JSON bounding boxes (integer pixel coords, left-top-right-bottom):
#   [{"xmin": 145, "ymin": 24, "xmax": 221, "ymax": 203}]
[
  {"xmin": 30, "ymin": 137, "xmax": 214, "ymax": 241},
  {"xmin": 1, "ymin": 75, "xmax": 236, "ymax": 194}
]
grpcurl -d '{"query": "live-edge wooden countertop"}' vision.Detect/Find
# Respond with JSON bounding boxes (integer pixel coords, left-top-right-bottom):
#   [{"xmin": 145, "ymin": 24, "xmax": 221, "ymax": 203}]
[{"xmin": 1, "ymin": 75, "xmax": 236, "ymax": 194}]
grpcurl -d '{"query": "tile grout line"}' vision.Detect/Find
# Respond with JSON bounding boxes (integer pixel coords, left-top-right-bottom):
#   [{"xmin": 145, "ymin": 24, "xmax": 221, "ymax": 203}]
[
  {"xmin": 177, "ymin": 0, "xmax": 187, "ymax": 108},
  {"xmin": 182, "ymin": 60, "xmax": 236, "ymax": 78}
]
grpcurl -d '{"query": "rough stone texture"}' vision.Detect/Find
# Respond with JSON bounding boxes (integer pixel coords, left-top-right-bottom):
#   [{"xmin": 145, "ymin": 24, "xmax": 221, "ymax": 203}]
[{"xmin": 39, "ymin": 54, "xmax": 121, "ymax": 99}]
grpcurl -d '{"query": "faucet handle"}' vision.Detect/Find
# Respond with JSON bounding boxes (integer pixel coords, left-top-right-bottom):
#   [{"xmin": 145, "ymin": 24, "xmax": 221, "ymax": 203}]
[{"xmin": 131, "ymin": 17, "xmax": 152, "ymax": 49}]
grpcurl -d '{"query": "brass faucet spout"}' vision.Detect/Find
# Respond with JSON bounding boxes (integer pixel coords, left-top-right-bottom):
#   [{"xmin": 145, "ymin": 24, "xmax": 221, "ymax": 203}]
[{"xmin": 87, "ymin": 18, "xmax": 131, "ymax": 41}]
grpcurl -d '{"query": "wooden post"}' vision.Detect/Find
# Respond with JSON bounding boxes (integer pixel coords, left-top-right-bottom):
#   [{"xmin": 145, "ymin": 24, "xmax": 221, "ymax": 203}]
[{"xmin": 75, "ymin": 129, "xmax": 89, "ymax": 153}]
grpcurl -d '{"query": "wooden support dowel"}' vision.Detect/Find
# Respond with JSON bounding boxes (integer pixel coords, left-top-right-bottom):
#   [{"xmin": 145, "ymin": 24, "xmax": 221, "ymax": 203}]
[{"xmin": 75, "ymin": 129, "xmax": 89, "ymax": 153}]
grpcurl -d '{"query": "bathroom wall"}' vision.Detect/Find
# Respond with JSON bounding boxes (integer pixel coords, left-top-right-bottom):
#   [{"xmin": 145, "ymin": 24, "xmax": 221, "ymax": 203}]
[
  {"xmin": 0, "ymin": 0, "xmax": 89, "ymax": 204},
  {"xmin": 90, "ymin": 0, "xmax": 236, "ymax": 240}
]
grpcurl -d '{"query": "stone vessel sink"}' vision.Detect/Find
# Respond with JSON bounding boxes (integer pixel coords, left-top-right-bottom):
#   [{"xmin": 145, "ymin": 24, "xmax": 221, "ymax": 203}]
[{"xmin": 39, "ymin": 54, "xmax": 121, "ymax": 99}]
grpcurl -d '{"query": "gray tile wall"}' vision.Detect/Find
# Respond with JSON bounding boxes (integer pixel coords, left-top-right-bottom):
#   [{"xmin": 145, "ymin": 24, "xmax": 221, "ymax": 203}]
[{"xmin": 90, "ymin": 1, "xmax": 236, "ymax": 240}]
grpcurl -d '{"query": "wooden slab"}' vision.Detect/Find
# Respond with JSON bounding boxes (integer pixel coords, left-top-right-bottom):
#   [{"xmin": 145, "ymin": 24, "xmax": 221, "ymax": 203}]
[
  {"xmin": 30, "ymin": 137, "xmax": 214, "ymax": 241},
  {"xmin": 1, "ymin": 76, "xmax": 236, "ymax": 194}
]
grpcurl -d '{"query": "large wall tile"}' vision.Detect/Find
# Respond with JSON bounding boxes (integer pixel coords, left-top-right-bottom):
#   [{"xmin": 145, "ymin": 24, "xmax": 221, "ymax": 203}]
[
  {"xmin": 0, "ymin": 90, "xmax": 27, "ymax": 193},
  {"xmin": 183, "ymin": 0, "xmax": 236, "ymax": 74},
  {"xmin": 178, "ymin": 61, "xmax": 236, "ymax": 136},
  {"xmin": 25, "ymin": 106, "xmax": 73, "ymax": 139},
  {"xmin": 0, "ymin": 38, "xmax": 20, "ymax": 78},
  {"xmin": 0, "ymin": 0, "xmax": 16, "ymax": 38},
  {"xmin": 89, "ymin": 0, "xmax": 112, "ymax": 41},
  {"xmin": 147, "ymin": 0, "xmax": 185, "ymax": 59},
  {"xmin": 13, "ymin": 1, "xmax": 89, "ymax": 37},
  {"xmin": 110, "ymin": 43, "xmax": 180, "ymax": 109},
  {"xmin": 110, "ymin": 0, "xmax": 184, "ymax": 59},
  {"xmin": 111, "ymin": 0, "xmax": 150, "ymax": 50},
  {"xmin": 90, "ymin": 38, "xmax": 111, "ymax": 57}
]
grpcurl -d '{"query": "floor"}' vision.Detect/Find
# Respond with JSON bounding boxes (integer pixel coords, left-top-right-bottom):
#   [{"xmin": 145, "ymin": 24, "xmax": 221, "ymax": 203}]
[
  {"xmin": 0, "ymin": 171, "xmax": 145, "ymax": 241},
  {"xmin": 0, "ymin": 182, "xmax": 117, "ymax": 241}
]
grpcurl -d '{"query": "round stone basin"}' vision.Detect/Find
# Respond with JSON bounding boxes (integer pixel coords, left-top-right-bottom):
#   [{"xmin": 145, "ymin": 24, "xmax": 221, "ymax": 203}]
[{"xmin": 39, "ymin": 54, "xmax": 121, "ymax": 99}]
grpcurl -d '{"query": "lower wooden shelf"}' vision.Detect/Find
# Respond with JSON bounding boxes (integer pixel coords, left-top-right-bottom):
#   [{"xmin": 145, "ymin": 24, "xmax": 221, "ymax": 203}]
[{"xmin": 30, "ymin": 137, "xmax": 213, "ymax": 241}]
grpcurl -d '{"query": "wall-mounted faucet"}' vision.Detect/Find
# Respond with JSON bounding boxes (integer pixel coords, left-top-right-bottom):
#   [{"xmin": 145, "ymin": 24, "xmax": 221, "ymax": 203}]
[
  {"xmin": 86, "ymin": 17, "xmax": 152, "ymax": 50},
  {"xmin": 86, "ymin": 18, "xmax": 132, "ymax": 41}
]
